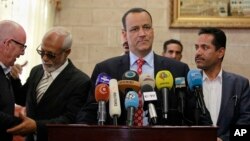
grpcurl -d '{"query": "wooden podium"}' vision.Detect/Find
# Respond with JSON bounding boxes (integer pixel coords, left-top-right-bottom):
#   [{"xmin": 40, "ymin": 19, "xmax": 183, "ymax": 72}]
[{"xmin": 47, "ymin": 124, "xmax": 217, "ymax": 141}]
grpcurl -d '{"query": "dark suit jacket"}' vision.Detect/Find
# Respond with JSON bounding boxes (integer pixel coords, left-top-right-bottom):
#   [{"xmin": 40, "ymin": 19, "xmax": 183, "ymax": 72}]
[
  {"xmin": 11, "ymin": 59, "xmax": 91, "ymax": 141},
  {"xmin": 77, "ymin": 53, "xmax": 194, "ymax": 125},
  {"xmin": 216, "ymin": 71, "xmax": 250, "ymax": 141},
  {"xmin": 0, "ymin": 67, "xmax": 21, "ymax": 141}
]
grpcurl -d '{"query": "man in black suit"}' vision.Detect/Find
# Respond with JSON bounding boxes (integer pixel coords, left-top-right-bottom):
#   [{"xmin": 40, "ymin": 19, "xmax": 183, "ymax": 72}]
[
  {"xmin": 194, "ymin": 27, "xmax": 250, "ymax": 141},
  {"xmin": 7, "ymin": 27, "xmax": 91, "ymax": 141},
  {"xmin": 0, "ymin": 20, "xmax": 35, "ymax": 141},
  {"xmin": 77, "ymin": 8, "xmax": 195, "ymax": 126}
]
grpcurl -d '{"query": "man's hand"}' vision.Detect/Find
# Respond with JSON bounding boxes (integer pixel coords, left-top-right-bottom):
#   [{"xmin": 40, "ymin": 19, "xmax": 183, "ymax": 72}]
[
  {"xmin": 7, "ymin": 113, "xmax": 36, "ymax": 136},
  {"xmin": 10, "ymin": 61, "xmax": 28, "ymax": 79},
  {"xmin": 217, "ymin": 137, "xmax": 223, "ymax": 141}
]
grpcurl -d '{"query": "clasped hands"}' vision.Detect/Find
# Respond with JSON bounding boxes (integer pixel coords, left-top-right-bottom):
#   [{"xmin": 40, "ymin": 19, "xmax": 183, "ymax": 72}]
[
  {"xmin": 8, "ymin": 61, "xmax": 36, "ymax": 136},
  {"xmin": 7, "ymin": 113, "xmax": 37, "ymax": 136}
]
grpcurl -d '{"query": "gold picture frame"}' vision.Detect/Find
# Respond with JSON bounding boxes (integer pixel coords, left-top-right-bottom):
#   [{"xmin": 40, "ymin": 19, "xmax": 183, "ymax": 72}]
[{"xmin": 170, "ymin": 0, "xmax": 250, "ymax": 28}]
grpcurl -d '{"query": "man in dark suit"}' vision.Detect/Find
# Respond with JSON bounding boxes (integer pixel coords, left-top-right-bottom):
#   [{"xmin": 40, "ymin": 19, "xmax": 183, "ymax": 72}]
[
  {"xmin": 7, "ymin": 27, "xmax": 91, "ymax": 141},
  {"xmin": 77, "ymin": 8, "xmax": 195, "ymax": 126},
  {"xmin": 0, "ymin": 20, "xmax": 35, "ymax": 141},
  {"xmin": 194, "ymin": 27, "xmax": 250, "ymax": 141}
]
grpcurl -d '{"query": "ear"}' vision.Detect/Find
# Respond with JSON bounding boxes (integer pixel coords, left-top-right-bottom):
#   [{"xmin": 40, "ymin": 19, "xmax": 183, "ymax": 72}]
[
  {"xmin": 218, "ymin": 47, "xmax": 225, "ymax": 59},
  {"xmin": 3, "ymin": 39, "xmax": 10, "ymax": 47},
  {"xmin": 121, "ymin": 29, "xmax": 127, "ymax": 41},
  {"xmin": 65, "ymin": 48, "xmax": 71, "ymax": 56},
  {"xmin": 161, "ymin": 52, "xmax": 164, "ymax": 56}
]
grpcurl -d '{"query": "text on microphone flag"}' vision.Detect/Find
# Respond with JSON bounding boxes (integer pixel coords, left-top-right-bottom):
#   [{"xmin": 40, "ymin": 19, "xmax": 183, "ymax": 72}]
[{"xmin": 143, "ymin": 91, "xmax": 157, "ymax": 101}]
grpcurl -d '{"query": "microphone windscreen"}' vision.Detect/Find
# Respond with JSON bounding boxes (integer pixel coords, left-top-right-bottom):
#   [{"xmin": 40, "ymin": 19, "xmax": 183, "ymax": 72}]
[
  {"xmin": 109, "ymin": 79, "xmax": 121, "ymax": 117},
  {"xmin": 95, "ymin": 83, "xmax": 110, "ymax": 102},
  {"xmin": 175, "ymin": 77, "xmax": 186, "ymax": 88},
  {"xmin": 141, "ymin": 84, "xmax": 154, "ymax": 92},
  {"xmin": 122, "ymin": 70, "xmax": 139, "ymax": 81},
  {"xmin": 95, "ymin": 73, "xmax": 111, "ymax": 86},
  {"xmin": 139, "ymin": 74, "xmax": 155, "ymax": 89},
  {"xmin": 118, "ymin": 80, "xmax": 140, "ymax": 93},
  {"xmin": 187, "ymin": 70, "xmax": 202, "ymax": 91},
  {"xmin": 155, "ymin": 70, "xmax": 174, "ymax": 89},
  {"xmin": 124, "ymin": 91, "xmax": 139, "ymax": 110}
]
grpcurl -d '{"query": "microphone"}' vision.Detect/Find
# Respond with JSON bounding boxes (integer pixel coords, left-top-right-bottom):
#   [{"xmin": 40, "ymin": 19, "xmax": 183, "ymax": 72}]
[
  {"xmin": 139, "ymin": 74, "xmax": 158, "ymax": 124},
  {"xmin": 155, "ymin": 70, "xmax": 173, "ymax": 119},
  {"xmin": 95, "ymin": 73, "xmax": 111, "ymax": 86},
  {"xmin": 122, "ymin": 70, "xmax": 139, "ymax": 80},
  {"xmin": 118, "ymin": 70, "xmax": 140, "ymax": 94},
  {"xmin": 109, "ymin": 79, "xmax": 121, "ymax": 126},
  {"xmin": 139, "ymin": 73, "xmax": 155, "ymax": 87},
  {"xmin": 175, "ymin": 77, "xmax": 186, "ymax": 120},
  {"xmin": 141, "ymin": 84, "xmax": 158, "ymax": 125},
  {"xmin": 95, "ymin": 83, "xmax": 110, "ymax": 125},
  {"xmin": 187, "ymin": 70, "xmax": 206, "ymax": 115},
  {"xmin": 124, "ymin": 91, "xmax": 139, "ymax": 126}
]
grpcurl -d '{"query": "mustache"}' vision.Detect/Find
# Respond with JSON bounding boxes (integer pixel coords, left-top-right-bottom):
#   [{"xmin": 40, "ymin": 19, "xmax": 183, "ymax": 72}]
[
  {"xmin": 195, "ymin": 55, "xmax": 204, "ymax": 61},
  {"xmin": 137, "ymin": 38, "xmax": 149, "ymax": 42}
]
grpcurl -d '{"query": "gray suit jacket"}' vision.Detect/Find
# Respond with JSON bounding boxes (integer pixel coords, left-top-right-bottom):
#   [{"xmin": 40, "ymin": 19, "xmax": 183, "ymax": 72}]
[{"xmin": 217, "ymin": 71, "xmax": 250, "ymax": 141}]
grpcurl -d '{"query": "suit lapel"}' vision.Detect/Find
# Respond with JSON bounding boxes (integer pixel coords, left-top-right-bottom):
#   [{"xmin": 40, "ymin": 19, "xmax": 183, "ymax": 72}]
[
  {"xmin": 31, "ymin": 68, "xmax": 44, "ymax": 104},
  {"xmin": 153, "ymin": 53, "xmax": 170, "ymax": 77},
  {"xmin": 217, "ymin": 71, "xmax": 235, "ymax": 124},
  {"xmin": 154, "ymin": 54, "xmax": 161, "ymax": 77},
  {"xmin": 37, "ymin": 62, "xmax": 73, "ymax": 104},
  {"xmin": 118, "ymin": 54, "xmax": 130, "ymax": 80}
]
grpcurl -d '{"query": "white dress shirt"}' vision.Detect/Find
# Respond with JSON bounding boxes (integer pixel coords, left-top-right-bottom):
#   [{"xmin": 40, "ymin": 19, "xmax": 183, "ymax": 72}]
[
  {"xmin": 203, "ymin": 69, "xmax": 222, "ymax": 125},
  {"xmin": 129, "ymin": 51, "xmax": 155, "ymax": 125}
]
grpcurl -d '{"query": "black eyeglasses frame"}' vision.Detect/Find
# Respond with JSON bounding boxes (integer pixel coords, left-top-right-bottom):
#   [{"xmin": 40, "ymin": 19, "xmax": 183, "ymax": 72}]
[
  {"xmin": 10, "ymin": 39, "xmax": 27, "ymax": 49},
  {"xmin": 36, "ymin": 45, "xmax": 66, "ymax": 60}
]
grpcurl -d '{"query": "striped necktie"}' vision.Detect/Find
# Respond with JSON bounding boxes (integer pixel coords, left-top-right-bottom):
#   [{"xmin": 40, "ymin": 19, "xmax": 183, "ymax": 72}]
[
  {"xmin": 36, "ymin": 72, "xmax": 51, "ymax": 103},
  {"xmin": 134, "ymin": 58, "xmax": 145, "ymax": 126}
]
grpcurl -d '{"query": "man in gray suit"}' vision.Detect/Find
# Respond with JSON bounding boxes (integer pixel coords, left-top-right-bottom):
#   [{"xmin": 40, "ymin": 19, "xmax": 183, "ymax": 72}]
[
  {"xmin": 194, "ymin": 27, "xmax": 250, "ymax": 141},
  {"xmin": 7, "ymin": 27, "xmax": 91, "ymax": 141}
]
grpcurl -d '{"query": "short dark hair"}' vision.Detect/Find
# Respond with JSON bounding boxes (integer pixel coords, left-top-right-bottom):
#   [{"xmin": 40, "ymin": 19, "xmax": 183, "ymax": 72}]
[
  {"xmin": 122, "ymin": 7, "xmax": 152, "ymax": 30},
  {"xmin": 198, "ymin": 27, "xmax": 226, "ymax": 50},
  {"xmin": 163, "ymin": 39, "xmax": 183, "ymax": 53}
]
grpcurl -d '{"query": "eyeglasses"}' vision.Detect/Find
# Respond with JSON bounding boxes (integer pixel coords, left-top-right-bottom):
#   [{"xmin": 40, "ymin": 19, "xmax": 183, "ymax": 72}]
[
  {"xmin": 36, "ymin": 45, "xmax": 65, "ymax": 60},
  {"xmin": 10, "ymin": 39, "xmax": 27, "ymax": 49}
]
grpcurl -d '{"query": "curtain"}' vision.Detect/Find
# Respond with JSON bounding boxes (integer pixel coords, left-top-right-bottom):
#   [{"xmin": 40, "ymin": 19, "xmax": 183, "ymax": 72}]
[
  {"xmin": 0, "ymin": 0, "xmax": 56, "ymax": 83},
  {"xmin": 1, "ymin": 1, "xmax": 56, "ymax": 140}
]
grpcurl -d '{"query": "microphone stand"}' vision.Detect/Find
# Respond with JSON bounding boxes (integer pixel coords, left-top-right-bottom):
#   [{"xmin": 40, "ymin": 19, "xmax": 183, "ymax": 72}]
[
  {"xmin": 98, "ymin": 101, "xmax": 106, "ymax": 126},
  {"xmin": 126, "ymin": 107, "xmax": 135, "ymax": 126},
  {"xmin": 194, "ymin": 101, "xmax": 200, "ymax": 125},
  {"xmin": 112, "ymin": 115, "xmax": 118, "ymax": 126},
  {"xmin": 161, "ymin": 88, "xmax": 168, "ymax": 119},
  {"xmin": 179, "ymin": 94, "xmax": 185, "ymax": 125}
]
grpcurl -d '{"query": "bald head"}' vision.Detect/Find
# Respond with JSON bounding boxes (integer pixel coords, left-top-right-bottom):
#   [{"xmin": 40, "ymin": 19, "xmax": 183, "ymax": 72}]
[
  {"xmin": 0, "ymin": 20, "xmax": 26, "ymax": 67},
  {"xmin": 42, "ymin": 27, "xmax": 72, "ymax": 50},
  {"xmin": 0, "ymin": 20, "xmax": 26, "ymax": 42}
]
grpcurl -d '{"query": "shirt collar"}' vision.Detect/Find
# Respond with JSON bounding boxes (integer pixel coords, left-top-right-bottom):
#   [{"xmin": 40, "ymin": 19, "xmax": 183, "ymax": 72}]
[
  {"xmin": 203, "ymin": 69, "xmax": 222, "ymax": 83},
  {"xmin": 0, "ymin": 61, "xmax": 10, "ymax": 75},
  {"xmin": 46, "ymin": 59, "xmax": 69, "ymax": 79},
  {"xmin": 129, "ymin": 50, "xmax": 154, "ymax": 68}
]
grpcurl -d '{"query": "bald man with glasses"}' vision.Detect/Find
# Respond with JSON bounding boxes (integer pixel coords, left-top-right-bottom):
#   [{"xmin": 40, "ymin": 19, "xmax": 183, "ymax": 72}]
[
  {"xmin": 7, "ymin": 27, "xmax": 91, "ymax": 141},
  {"xmin": 0, "ymin": 20, "xmax": 34, "ymax": 141}
]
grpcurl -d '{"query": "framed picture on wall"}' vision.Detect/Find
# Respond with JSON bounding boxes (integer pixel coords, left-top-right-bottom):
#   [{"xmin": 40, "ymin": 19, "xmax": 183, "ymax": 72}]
[{"xmin": 170, "ymin": 0, "xmax": 250, "ymax": 28}]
